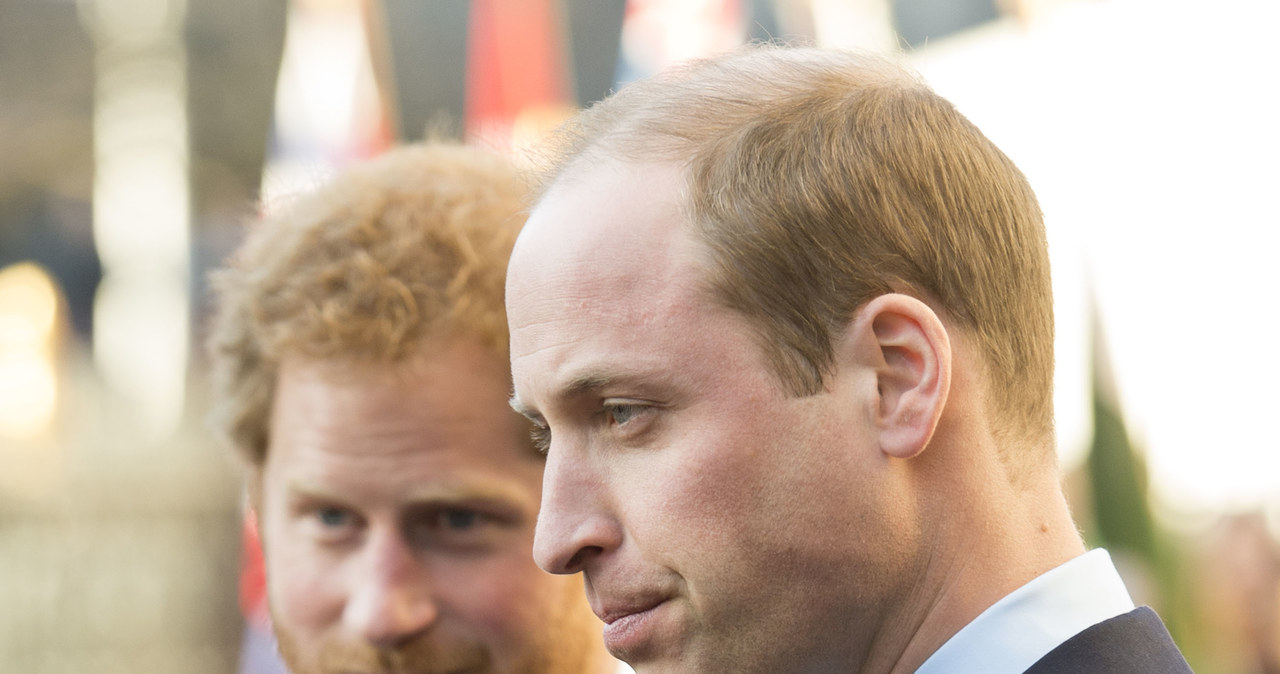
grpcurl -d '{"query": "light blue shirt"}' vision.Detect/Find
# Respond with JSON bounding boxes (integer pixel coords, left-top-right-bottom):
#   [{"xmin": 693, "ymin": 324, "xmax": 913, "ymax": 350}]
[{"xmin": 914, "ymin": 549, "xmax": 1135, "ymax": 674}]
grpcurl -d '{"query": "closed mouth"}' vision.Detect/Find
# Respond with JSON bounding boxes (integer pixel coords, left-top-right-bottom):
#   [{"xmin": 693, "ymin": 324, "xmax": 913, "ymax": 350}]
[
  {"xmin": 595, "ymin": 595, "xmax": 672, "ymax": 657},
  {"xmin": 597, "ymin": 597, "xmax": 665, "ymax": 625}
]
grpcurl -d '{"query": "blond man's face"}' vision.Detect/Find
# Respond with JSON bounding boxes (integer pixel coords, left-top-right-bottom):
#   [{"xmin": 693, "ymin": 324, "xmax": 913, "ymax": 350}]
[{"xmin": 507, "ymin": 161, "xmax": 917, "ymax": 673}]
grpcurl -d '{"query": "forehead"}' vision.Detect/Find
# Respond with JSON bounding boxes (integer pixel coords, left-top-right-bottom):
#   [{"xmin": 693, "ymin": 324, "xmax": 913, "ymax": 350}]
[
  {"xmin": 266, "ymin": 341, "xmax": 542, "ymax": 501},
  {"xmin": 508, "ymin": 159, "xmax": 697, "ymax": 323},
  {"xmin": 506, "ymin": 160, "xmax": 749, "ymax": 407}
]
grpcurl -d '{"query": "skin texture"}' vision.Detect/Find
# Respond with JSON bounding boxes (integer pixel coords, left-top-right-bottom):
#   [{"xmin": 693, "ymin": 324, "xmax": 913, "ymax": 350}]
[
  {"xmin": 508, "ymin": 161, "xmax": 918, "ymax": 673},
  {"xmin": 252, "ymin": 339, "xmax": 614, "ymax": 674},
  {"xmin": 507, "ymin": 160, "xmax": 1086, "ymax": 673}
]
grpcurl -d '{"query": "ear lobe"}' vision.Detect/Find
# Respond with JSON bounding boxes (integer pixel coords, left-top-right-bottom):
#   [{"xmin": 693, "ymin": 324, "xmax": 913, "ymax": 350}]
[{"xmin": 848, "ymin": 294, "xmax": 951, "ymax": 459}]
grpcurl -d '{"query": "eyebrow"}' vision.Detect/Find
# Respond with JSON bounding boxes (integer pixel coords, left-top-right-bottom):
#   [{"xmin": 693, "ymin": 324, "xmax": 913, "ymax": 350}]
[
  {"xmin": 402, "ymin": 481, "xmax": 532, "ymax": 507},
  {"xmin": 508, "ymin": 371, "xmax": 625, "ymax": 421},
  {"xmin": 288, "ymin": 479, "xmax": 533, "ymax": 509},
  {"xmin": 507, "ymin": 392, "xmax": 535, "ymax": 420}
]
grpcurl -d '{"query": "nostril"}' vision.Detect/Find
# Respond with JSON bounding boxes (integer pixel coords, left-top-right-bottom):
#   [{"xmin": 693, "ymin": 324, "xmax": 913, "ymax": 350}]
[
  {"xmin": 563, "ymin": 545, "xmax": 605, "ymax": 574},
  {"xmin": 534, "ymin": 514, "xmax": 618, "ymax": 574},
  {"xmin": 353, "ymin": 594, "xmax": 438, "ymax": 650}
]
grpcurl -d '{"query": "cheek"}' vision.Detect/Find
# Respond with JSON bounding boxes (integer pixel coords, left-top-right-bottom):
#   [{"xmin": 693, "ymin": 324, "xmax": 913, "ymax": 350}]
[
  {"xmin": 619, "ymin": 425, "xmax": 768, "ymax": 559},
  {"xmin": 630, "ymin": 404, "xmax": 853, "ymax": 565},
  {"xmin": 263, "ymin": 530, "xmax": 344, "ymax": 632},
  {"xmin": 434, "ymin": 552, "xmax": 572, "ymax": 642}
]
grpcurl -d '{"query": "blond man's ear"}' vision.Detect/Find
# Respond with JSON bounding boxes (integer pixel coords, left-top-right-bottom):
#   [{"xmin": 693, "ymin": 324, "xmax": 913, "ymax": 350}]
[{"xmin": 842, "ymin": 293, "xmax": 952, "ymax": 460}]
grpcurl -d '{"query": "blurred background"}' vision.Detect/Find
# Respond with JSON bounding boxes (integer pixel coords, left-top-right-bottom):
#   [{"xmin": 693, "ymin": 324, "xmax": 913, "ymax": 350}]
[{"xmin": 0, "ymin": 0, "xmax": 1276, "ymax": 671}]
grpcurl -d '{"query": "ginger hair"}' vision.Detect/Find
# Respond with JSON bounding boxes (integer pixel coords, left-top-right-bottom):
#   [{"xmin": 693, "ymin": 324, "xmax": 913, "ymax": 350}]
[{"xmin": 207, "ymin": 143, "xmax": 527, "ymax": 466}]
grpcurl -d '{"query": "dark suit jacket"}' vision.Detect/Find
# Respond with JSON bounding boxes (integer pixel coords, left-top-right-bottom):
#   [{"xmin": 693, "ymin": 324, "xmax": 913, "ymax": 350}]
[{"xmin": 1023, "ymin": 606, "xmax": 1192, "ymax": 673}]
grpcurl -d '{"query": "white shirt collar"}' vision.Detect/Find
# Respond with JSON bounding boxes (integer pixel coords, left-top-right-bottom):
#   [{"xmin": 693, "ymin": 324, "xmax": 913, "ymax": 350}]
[{"xmin": 914, "ymin": 548, "xmax": 1135, "ymax": 674}]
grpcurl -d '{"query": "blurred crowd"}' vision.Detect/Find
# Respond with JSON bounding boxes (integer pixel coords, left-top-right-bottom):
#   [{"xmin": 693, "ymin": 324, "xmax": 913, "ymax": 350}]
[{"xmin": 1, "ymin": 0, "xmax": 1277, "ymax": 672}]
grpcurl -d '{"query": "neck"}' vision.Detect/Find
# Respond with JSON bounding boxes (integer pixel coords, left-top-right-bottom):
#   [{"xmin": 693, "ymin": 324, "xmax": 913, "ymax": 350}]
[{"xmin": 866, "ymin": 446, "xmax": 1085, "ymax": 674}]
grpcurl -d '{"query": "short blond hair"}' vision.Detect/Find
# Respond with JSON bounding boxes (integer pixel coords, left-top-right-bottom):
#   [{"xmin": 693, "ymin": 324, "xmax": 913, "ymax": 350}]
[
  {"xmin": 207, "ymin": 143, "xmax": 528, "ymax": 466},
  {"xmin": 539, "ymin": 46, "xmax": 1054, "ymax": 465}
]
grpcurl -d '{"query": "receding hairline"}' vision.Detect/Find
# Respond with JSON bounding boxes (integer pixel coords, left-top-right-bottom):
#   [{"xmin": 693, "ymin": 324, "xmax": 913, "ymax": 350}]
[
  {"xmin": 531, "ymin": 46, "xmax": 929, "ymax": 189},
  {"xmin": 519, "ymin": 45, "xmax": 1057, "ymax": 459}
]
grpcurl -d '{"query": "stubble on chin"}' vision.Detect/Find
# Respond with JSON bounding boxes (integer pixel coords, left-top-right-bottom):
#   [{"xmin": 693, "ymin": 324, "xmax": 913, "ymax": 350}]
[
  {"xmin": 267, "ymin": 579, "xmax": 607, "ymax": 674},
  {"xmin": 270, "ymin": 613, "xmax": 490, "ymax": 674}
]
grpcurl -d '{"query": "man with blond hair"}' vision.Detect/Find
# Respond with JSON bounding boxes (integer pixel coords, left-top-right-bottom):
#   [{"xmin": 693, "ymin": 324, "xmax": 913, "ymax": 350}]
[
  {"xmin": 505, "ymin": 46, "xmax": 1192, "ymax": 673},
  {"xmin": 207, "ymin": 142, "xmax": 622, "ymax": 674}
]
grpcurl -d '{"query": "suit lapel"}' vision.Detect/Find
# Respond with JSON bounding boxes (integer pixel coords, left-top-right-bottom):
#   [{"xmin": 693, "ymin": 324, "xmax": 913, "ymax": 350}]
[{"xmin": 1023, "ymin": 606, "xmax": 1192, "ymax": 673}]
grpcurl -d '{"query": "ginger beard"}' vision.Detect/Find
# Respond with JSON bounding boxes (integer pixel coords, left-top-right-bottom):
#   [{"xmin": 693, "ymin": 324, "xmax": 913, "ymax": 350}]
[
  {"xmin": 267, "ymin": 563, "xmax": 605, "ymax": 674},
  {"xmin": 257, "ymin": 345, "xmax": 611, "ymax": 674},
  {"xmin": 270, "ymin": 607, "xmax": 488, "ymax": 674}
]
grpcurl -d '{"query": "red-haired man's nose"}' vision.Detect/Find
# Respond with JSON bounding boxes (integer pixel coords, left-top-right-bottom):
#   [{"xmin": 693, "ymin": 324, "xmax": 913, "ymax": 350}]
[{"xmin": 344, "ymin": 533, "xmax": 438, "ymax": 649}]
